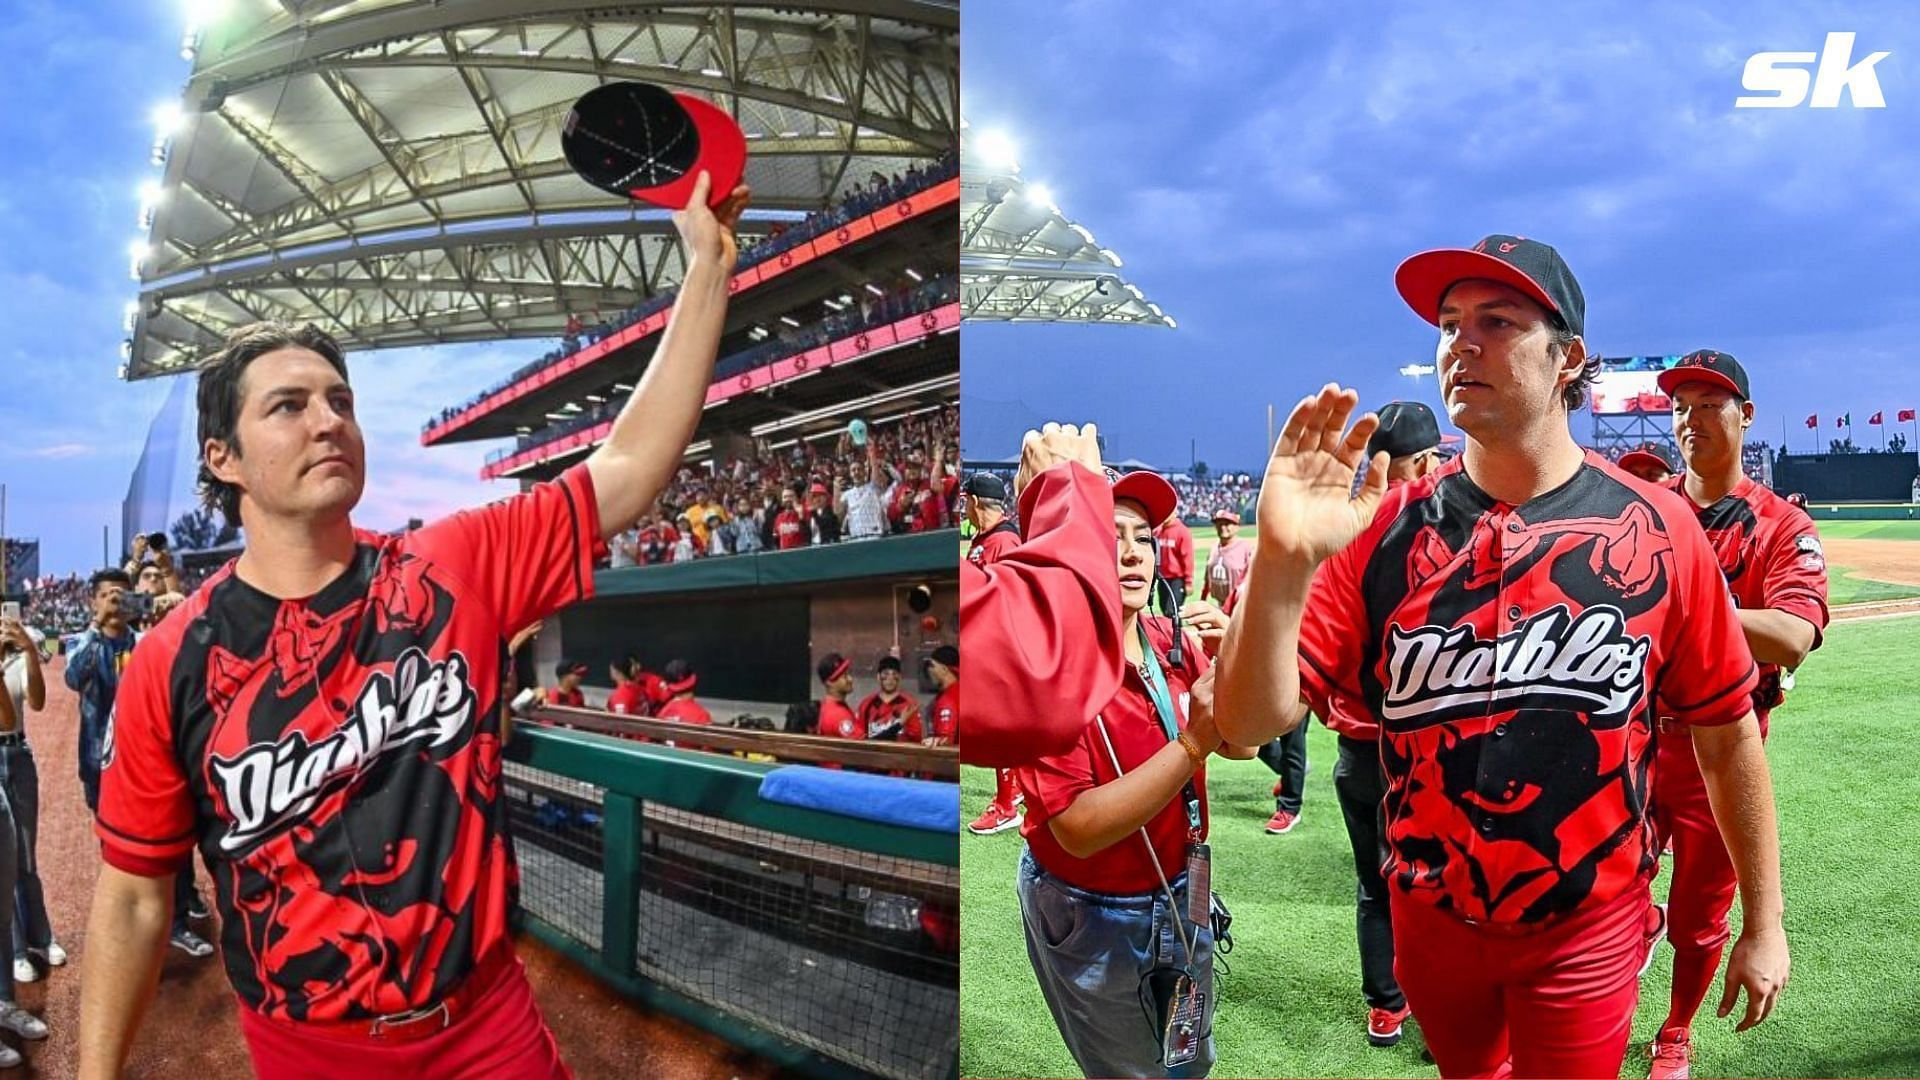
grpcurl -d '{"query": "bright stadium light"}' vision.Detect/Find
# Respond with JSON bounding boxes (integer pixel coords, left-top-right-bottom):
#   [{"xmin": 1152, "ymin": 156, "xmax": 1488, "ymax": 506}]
[
  {"xmin": 1023, "ymin": 183, "xmax": 1054, "ymax": 209},
  {"xmin": 973, "ymin": 128, "xmax": 1019, "ymax": 171},
  {"xmin": 138, "ymin": 180, "xmax": 164, "ymax": 208},
  {"xmin": 151, "ymin": 102, "xmax": 185, "ymax": 135},
  {"xmin": 128, "ymin": 240, "xmax": 151, "ymax": 261}
]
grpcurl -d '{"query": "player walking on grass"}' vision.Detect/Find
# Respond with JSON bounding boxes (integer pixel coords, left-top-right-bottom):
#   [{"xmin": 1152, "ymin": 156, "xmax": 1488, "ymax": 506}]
[
  {"xmin": 1214, "ymin": 236, "xmax": 1788, "ymax": 1078},
  {"xmin": 79, "ymin": 171, "xmax": 748, "ymax": 1079},
  {"xmin": 1643, "ymin": 350, "xmax": 1828, "ymax": 1079}
]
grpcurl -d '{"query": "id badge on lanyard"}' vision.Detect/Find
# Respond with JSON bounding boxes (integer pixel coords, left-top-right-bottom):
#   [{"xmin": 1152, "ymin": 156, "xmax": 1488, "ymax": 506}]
[{"xmin": 1136, "ymin": 626, "xmax": 1210, "ymax": 932}]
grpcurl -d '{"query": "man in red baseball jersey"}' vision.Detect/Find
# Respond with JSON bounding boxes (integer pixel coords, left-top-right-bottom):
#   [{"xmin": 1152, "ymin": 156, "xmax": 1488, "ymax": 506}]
[
  {"xmin": 546, "ymin": 659, "xmax": 588, "ymax": 707},
  {"xmin": 1618, "ymin": 443, "xmax": 1677, "ymax": 485},
  {"xmin": 815, "ymin": 653, "xmax": 860, "ymax": 741},
  {"xmin": 856, "ymin": 656, "xmax": 923, "ymax": 741},
  {"xmin": 925, "ymin": 645, "xmax": 957, "ymax": 746},
  {"xmin": 963, "ymin": 471, "xmax": 1025, "ymax": 833},
  {"xmin": 80, "ymin": 172, "xmax": 749, "ymax": 1078},
  {"xmin": 1642, "ymin": 349, "xmax": 1828, "ymax": 1079},
  {"xmin": 960, "ymin": 423, "xmax": 1128, "ymax": 769},
  {"xmin": 654, "ymin": 660, "xmax": 712, "ymax": 727},
  {"xmin": 1201, "ymin": 510, "xmax": 1251, "ymax": 606},
  {"xmin": 963, "ymin": 473, "xmax": 1020, "ymax": 567},
  {"xmin": 1215, "ymin": 236, "xmax": 1788, "ymax": 1079},
  {"xmin": 1155, "ymin": 513, "xmax": 1195, "ymax": 611}
]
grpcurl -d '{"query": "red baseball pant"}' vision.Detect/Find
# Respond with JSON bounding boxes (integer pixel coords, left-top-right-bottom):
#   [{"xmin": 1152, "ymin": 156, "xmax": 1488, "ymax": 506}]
[
  {"xmin": 238, "ymin": 952, "xmax": 573, "ymax": 1079},
  {"xmin": 1652, "ymin": 732, "xmax": 1739, "ymax": 1035},
  {"xmin": 1393, "ymin": 879, "xmax": 1651, "ymax": 1078}
]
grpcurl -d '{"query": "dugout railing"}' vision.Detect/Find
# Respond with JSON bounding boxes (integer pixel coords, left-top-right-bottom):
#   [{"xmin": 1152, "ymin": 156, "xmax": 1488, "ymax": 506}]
[{"xmin": 503, "ymin": 720, "xmax": 958, "ymax": 1080}]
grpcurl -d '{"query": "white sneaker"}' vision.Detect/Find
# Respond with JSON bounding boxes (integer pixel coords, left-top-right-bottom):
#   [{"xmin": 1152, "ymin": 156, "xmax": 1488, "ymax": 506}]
[
  {"xmin": 9, "ymin": 959, "xmax": 32, "ymax": 985},
  {"xmin": 0, "ymin": 1003, "xmax": 47, "ymax": 1040},
  {"xmin": 0, "ymin": 1043, "xmax": 18, "ymax": 1068},
  {"xmin": 43, "ymin": 942, "xmax": 65, "ymax": 967},
  {"xmin": 169, "ymin": 929, "xmax": 214, "ymax": 958}
]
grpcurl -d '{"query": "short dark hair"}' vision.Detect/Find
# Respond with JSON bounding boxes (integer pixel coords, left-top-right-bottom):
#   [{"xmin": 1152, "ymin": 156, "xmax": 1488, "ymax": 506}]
[
  {"xmin": 1550, "ymin": 323, "xmax": 1598, "ymax": 412},
  {"xmin": 89, "ymin": 568, "xmax": 131, "ymax": 596},
  {"xmin": 196, "ymin": 322, "xmax": 350, "ymax": 528}
]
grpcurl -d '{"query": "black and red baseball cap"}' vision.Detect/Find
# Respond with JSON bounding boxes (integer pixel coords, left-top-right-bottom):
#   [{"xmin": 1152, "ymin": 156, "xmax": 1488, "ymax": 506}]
[
  {"xmin": 1111, "ymin": 470, "xmax": 1178, "ymax": 528},
  {"xmin": 1396, "ymin": 234, "xmax": 1585, "ymax": 338},
  {"xmin": 1367, "ymin": 400, "xmax": 1442, "ymax": 459},
  {"xmin": 1657, "ymin": 349, "xmax": 1750, "ymax": 400},
  {"xmin": 561, "ymin": 81, "xmax": 746, "ymax": 211},
  {"xmin": 1616, "ymin": 444, "xmax": 1675, "ymax": 477},
  {"xmin": 817, "ymin": 652, "xmax": 851, "ymax": 685},
  {"xmin": 662, "ymin": 659, "xmax": 697, "ymax": 695},
  {"xmin": 555, "ymin": 658, "xmax": 588, "ymax": 680}
]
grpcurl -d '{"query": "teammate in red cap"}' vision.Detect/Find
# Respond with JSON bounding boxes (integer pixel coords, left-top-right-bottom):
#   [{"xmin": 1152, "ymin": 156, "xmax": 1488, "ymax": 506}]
[
  {"xmin": 925, "ymin": 644, "xmax": 957, "ymax": 746},
  {"xmin": 1643, "ymin": 349, "xmax": 1828, "ymax": 1079},
  {"xmin": 654, "ymin": 660, "xmax": 711, "ymax": 727},
  {"xmin": 547, "ymin": 659, "xmax": 588, "ymax": 707},
  {"xmin": 857, "ymin": 656, "xmax": 923, "ymax": 741},
  {"xmin": 1201, "ymin": 510, "xmax": 1251, "ymax": 606},
  {"xmin": 960, "ymin": 423, "xmax": 1129, "ymax": 768},
  {"xmin": 80, "ymin": 171, "xmax": 750, "ymax": 1078},
  {"xmin": 1013, "ymin": 468, "xmax": 1254, "ymax": 1078},
  {"xmin": 1156, "ymin": 513, "xmax": 1195, "ymax": 611},
  {"xmin": 1215, "ymin": 235, "xmax": 1788, "ymax": 1079},
  {"xmin": 1618, "ymin": 443, "xmax": 1677, "ymax": 485},
  {"xmin": 815, "ymin": 653, "xmax": 859, "ymax": 740}
]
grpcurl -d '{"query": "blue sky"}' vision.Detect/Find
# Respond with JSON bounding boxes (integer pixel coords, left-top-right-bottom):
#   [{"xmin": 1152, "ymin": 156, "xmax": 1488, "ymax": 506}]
[
  {"xmin": 0, "ymin": 1, "xmax": 540, "ymax": 576},
  {"xmin": 962, "ymin": 1, "xmax": 1920, "ymax": 474}
]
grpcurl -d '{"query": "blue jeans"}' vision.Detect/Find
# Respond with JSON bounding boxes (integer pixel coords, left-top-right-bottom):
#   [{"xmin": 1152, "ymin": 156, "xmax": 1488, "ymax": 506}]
[
  {"xmin": 0, "ymin": 744, "xmax": 50, "ymax": 959},
  {"xmin": 1017, "ymin": 848, "xmax": 1216, "ymax": 1078}
]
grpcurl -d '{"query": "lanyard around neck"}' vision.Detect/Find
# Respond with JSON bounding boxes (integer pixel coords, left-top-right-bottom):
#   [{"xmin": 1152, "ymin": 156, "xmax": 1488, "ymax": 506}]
[{"xmin": 1135, "ymin": 621, "xmax": 1202, "ymax": 836}]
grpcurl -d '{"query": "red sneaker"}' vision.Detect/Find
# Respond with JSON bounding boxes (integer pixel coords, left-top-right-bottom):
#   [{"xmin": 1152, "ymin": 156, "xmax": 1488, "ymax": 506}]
[
  {"xmin": 1264, "ymin": 810, "xmax": 1300, "ymax": 835},
  {"xmin": 967, "ymin": 803, "xmax": 1021, "ymax": 835},
  {"xmin": 1639, "ymin": 902, "xmax": 1669, "ymax": 977},
  {"xmin": 1648, "ymin": 1026, "xmax": 1691, "ymax": 1079},
  {"xmin": 1367, "ymin": 1004, "xmax": 1411, "ymax": 1048}
]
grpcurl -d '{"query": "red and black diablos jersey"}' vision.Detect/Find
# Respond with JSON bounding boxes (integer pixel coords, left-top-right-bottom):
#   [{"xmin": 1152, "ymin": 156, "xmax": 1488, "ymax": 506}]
[
  {"xmin": 856, "ymin": 692, "xmax": 922, "ymax": 740},
  {"xmin": 96, "ymin": 465, "xmax": 605, "ymax": 1023},
  {"xmin": 1298, "ymin": 452, "xmax": 1756, "ymax": 926},
  {"xmin": 1665, "ymin": 475, "xmax": 1829, "ymax": 732}
]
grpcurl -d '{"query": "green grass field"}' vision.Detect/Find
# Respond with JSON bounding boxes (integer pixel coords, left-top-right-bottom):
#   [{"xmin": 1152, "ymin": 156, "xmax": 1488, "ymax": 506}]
[{"xmin": 960, "ymin": 615, "xmax": 1920, "ymax": 1079}]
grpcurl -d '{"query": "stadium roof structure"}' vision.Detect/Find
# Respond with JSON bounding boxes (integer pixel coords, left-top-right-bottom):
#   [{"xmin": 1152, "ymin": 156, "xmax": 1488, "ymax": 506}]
[
  {"xmin": 123, "ymin": 0, "xmax": 959, "ymax": 380},
  {"xmin": 959, "ymin": 121, "xmax": 1173, "ymax": 327}
]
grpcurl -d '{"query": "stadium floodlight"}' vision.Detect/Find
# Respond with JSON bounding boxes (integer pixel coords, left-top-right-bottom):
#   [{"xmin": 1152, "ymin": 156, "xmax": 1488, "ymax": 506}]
[
  {"xmin": 864, "ymin": 283, "xmax": 885, "ymax": 296},
  {"xmin": 151, "ymin": 102, "xmax": 185, "ymax": 136},
  {"xmin": 1023, "ymin": 183, "xmax": 1054, "ymax": 209},
  {"xmin": 128, "ymin": 240, "xmax": 151, "ymax": 261},
  {"xmin": 779, "ymin": 315, "xmax": 801, "ymax": 328},
  {"xmin": 905, "ymin": 268, "xmax": 923, "ymax": 282},
  {"xmin": 973, "ymin": 128, "xmax": 1019, "ymax": 171},
  {"xmin": 138, "ymin": 180, "xmax": 164, "ymax": 208}
]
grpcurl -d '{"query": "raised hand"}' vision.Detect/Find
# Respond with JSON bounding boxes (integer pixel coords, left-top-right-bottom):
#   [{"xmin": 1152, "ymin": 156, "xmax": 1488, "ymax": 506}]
[
  {"xmin": 1013, "ymin": 422, "xmax": 1103, "ymax": 501},
  {"xmin": 1256, "ymin": 384, "xmax": 1389, "ymax": 567},
  {"xmin": 671, "ymin": 171, "xmax": 753, "ymax": 271}
]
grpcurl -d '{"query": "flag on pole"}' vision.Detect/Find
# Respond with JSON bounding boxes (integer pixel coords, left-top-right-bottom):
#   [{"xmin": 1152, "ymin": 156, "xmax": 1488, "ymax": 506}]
[
  {"xmin": 1901, "ymin": 409, "xmax": 1917, "ymax": 423},
  {"xmin": 1837, "ymin": 413, "xmax": 1851, "ymax": 428},
  {"xmin": 1805, "ymin": 414, "xmax": 1818, "ymax": 429},
  {"xmin": 1870, "ymin": 411, "xmax": 1884, "ymax": 425}
]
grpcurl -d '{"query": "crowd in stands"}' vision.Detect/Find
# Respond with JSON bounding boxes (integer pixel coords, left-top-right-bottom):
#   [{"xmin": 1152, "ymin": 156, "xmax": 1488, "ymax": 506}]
[
  {"xmin": 494, "ymin": 272, "xmax": 958, "ymax": 464},
  {"xmin": 1171, "ymin": 474, "xmax": 1256, "ymax": 523},
  {"xmin": 426, "ymin": 149, "xmax": 959, "ymax": 434},
  {"xmin": 20, "ymin": 575, "xmax": 91, "ymax": 637},
  {"xmin": 604, "ymin": 403, "xmax": 959, "ymax": 568}
]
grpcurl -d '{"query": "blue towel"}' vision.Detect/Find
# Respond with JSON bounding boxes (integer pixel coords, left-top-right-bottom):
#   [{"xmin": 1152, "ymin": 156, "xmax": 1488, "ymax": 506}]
[{"xmin": 758, "ymin": 766, "xmax": 959, "ymax": 833}]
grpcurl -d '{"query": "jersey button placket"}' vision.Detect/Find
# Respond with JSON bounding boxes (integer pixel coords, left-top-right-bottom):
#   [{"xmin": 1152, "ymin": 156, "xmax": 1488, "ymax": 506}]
[{"xmin": 1469, "ymin": 512, "xmax": 1522, "ymax": 868}]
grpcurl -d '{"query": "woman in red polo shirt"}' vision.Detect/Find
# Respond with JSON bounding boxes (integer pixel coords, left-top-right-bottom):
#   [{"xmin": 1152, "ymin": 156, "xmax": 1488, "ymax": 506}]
[{"xmin": 1012, "ymin": 470, "xmax": 1253, "ymax": 1079}]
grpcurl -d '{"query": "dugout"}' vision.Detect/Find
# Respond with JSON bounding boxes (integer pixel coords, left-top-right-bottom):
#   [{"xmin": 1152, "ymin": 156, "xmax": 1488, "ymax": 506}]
[{"xmin": 544, "ymin": 531, "xmax": 959, "ymax": 708}]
